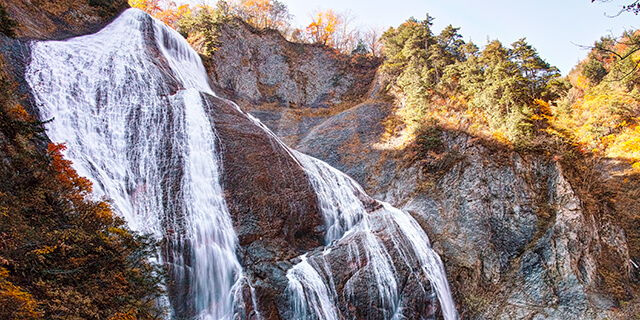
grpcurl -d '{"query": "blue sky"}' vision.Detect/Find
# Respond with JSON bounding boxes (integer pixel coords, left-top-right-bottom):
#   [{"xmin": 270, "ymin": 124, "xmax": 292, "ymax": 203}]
[{"xmin": 192, "ymin": 0, "xmax": 638, "ymax": 74}]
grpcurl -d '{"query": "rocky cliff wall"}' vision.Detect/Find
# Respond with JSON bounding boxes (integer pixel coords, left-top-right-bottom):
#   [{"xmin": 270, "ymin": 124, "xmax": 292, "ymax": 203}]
[
  {"xmin": 205, "ymin": 20, "xmax": 380, "ymax": 147},
  {"xmin": 202, "ymin": 93, "xmax": 326, "ymax": 318},
  {"xmin": 206, "ymin": 23, "xmax": 639, "ymax": 318},
  {"xmin": 296, "ymin": 98, "xmax": 638, "ymax": 318},
  {"xmin": 3, "ymin": 4, "xmax": 636, "ymax": 318},
  {"xmin": 4, "ymin": 8, "xmax": 448, "ymax": 318}
]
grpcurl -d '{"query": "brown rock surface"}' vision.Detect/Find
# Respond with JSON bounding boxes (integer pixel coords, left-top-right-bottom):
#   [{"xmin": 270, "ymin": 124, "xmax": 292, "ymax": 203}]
[
  {"xmin": 205, "ymin": 20, "xmax": 380, "ymax": 147},
  {"xmin": 201, "ymin": 93, "xmax": 325, "ymax": 317},
  {"xmin": 0, "ymin": 0, "xmax": 128, "ymax": 40}
]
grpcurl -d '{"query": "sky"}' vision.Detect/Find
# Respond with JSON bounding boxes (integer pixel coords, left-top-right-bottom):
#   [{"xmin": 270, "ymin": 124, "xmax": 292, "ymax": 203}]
[{"xmin": 191, "ymin": 0, "xmax": 639, "ymax": 75}]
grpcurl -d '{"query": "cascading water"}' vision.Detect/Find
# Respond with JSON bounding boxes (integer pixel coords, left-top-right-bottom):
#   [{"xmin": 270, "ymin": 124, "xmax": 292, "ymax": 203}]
[
  {"xmin": 25, "ymin": 7, "xmax": 458, "ymax": 320},
  {"xmin": 287, "ymin": 152, "xmax": 458, "ymax": 320},
  {"xmin": 26, "ymin": 9, "xmax": 240, "ymax": 319}
]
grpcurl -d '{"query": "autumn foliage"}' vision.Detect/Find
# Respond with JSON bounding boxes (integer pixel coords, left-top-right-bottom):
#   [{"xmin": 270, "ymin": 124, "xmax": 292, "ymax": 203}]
[
  {"xmin": 547, "ymin": 31, "xmax": 640, "ymax": 170},
  {"xmin": 0, "ymin": 56, "xmax": 164, "ymax": 318},
  {"xmin": 129, "ymin": 0, "xmax": 161, "ymax": 16},
  {"xmin": 130, "ymin": 0, "xmax": 190, "ymax": 28},
  {"xmin": 0, "ymin": 269, "xmax": 39, "ymax": 319},
  {"xmin": 47, "ymin": 143, "xmax": 93, "ymax": 200},
  {"xmin": 154, "ymin": 2, "xmax": 191, "ymax": 28},
  {"xmin": 128, "ymin": 0, "xmax": 374, "ymax": 55},
  {"xmin": 306, "ymin": 9, "xmax": 341, "ymax": 46},
  {"xmin": 232, "ymin": 0, "xmax": 290, "ymax": 30}
]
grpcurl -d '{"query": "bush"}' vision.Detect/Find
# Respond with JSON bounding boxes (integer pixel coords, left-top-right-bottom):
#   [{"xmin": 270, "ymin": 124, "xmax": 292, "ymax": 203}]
[{"xmin": 582, "ymin": 58, "xmax": 607, "ymax": 84}]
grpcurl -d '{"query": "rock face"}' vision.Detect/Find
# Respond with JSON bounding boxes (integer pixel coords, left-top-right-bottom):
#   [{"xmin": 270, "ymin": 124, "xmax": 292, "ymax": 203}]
[
  {"xmin": 298, "ymin": 103, "xmax": 635, "ymax": 318},
  {"xmin": 203, "ymin": 94, "xmax": 453, "ymax": 319},
  {"xmin": 201, "ymin": 94, "xmax": 326, "ymax": 318},
  {"xmin": 207, "ymin": 23, "xmax": 637, "ymax": 317},
  {"xmin": 296, "ymin": 99, "xmax": 394, "ymax": 192},
  {"xmin": 215, "ymin": 32, "xmax": 636, "ymax": 315},
  {"xmin": 5, "ymin": 3, "xmax": 636, "ymax": 319},
  {"xmin": 380, "ymin": 133, "xmax": 629, "ymax": 319},
  {"xmin": 0, "ymin": 0, "xmax": 128, "ymax": 40},
  {"xmin": 15, "ymin": 8, "xmax": 452, "ymax": 319},
  {"xmin": 205, "ymin": 20, "xmax": 380, "ymax": 146}
]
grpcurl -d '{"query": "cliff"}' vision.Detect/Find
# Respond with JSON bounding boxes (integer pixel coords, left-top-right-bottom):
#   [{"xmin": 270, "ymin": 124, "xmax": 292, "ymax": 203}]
[
  {"xmin": 205, "ymin": 19, "xmax": 640, "ymax": 319},
  {"xmin": 204, "ymin": 19, "xmax": 381, "ymax": 147}
]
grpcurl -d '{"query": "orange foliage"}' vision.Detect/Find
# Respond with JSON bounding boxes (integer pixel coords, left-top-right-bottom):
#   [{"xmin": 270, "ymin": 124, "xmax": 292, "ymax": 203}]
[
  {"xmin": 108, "ymin": 309, "xmax": 136, "ymax": 320},
  {"xmin": 306, "ymin": 9, "xmax": 341, "ymax": 46},
  {"xmin": 129, "ymin": 0, "xmax": 161, "ymax": 16},
  {"xmin": 241, "ymin": 0, "xmax": 274, "ymax": 28},
  {"xmin": 129, "ymin": 0, "xmax": 191, "ymax": 28},
  {"xmin": 0, "ymin": 269, "xmax": 39, "ymax": 319},
  {"xmin": 154, "ymin": 3, "xmax": 191, "ymax": 28},
  {"xmin": 7, "ymin": 105, "xmax": 31, "ymax": 121},
  {"xmin": 47, "ymin": 143, "xmax": 92, "ymax": 197},
  {"xmin": 233, "ymin": 0, "xmax": 290, "ymax": 30}
]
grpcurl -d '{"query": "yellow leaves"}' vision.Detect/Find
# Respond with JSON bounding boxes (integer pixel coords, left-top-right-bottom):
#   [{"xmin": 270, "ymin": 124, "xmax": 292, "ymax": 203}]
[
  {"xmin": 129, "ymin": 0, "xmax": 161, "ymax": 15},
  {"xmin": 108, "ymin": 227, "xmax": 134, "ymax": 242},
  {"xmin": 240, "ymin": 0, "xmax": 273, "ymax": 27},
  {"xmin": 306, "ymin": 9, "xmax": 342, "ymax": 47},
  {"xmin": 29, "ymin": 245, "xmax": 57, "ymax": 264},
  {"xmin": 32, "ymin": 245, "xmax": 56, "ymax": 256},
  {"xmin": 573, "ymin": 74, "xmax": 588, "ymax": 90},
  {"xmin": 155, "ymin": 3, "xmax": 191, "ymax": 28},
  {"xmin": 93, "ymin": 201, "xmax": 115, "ymax": 221},
  {"xmin": 492, "ymin": 131, "xmax": 510, "ymax": 145},
  {"xmin": 233, "ymin": 0, "xmax": 290, "ymax": 30},
  {"xmin": 534, "ymin": 98, "xmax": 551, "ymax": 115},
  {"xmin": 0, "ymin": 268, "xmax": 40, "ymax": 319},
  {"xmin": 129, "ymin": 0, "xmax": 193, "ymax": 28},
  {"xmin": 530, "ymin": 114, "xmax": 545, "ymax": 121},
  {"xmin": 8, "ymin": 105, "xmax": 31, "ymax": 121},
  {"xmin": 601, "ymin": 134, "xmax": 616, "ymax": 148}
]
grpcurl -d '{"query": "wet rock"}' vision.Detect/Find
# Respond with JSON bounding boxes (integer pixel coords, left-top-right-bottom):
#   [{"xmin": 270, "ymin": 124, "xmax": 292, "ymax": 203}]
[
  {"xmin": 302, "ymin": 117, "xmax": 633, "ymax": 319},
  {"xmin": 201, "ymin": 93, "xmax": 326, "ymax": 317},
  {"xmin": 297, "ymin": 101, "xmax": 393, "ymax": 191},
  {"xmin": 282, "ymin": 208, "xmax": 441, "ymax": 320}
]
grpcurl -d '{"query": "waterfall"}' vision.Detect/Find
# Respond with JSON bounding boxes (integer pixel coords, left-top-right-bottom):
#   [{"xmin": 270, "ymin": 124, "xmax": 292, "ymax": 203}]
[
  {"xmin": 287, "ymin": 152, "xmax": 458, "ymax": 320},
  {"xmin": 25, "ymin": 8, "xmax": 458, "ymax": 320},
  {"xmin": 26, "ymin": 9, "xmax": 240, "ymax": 319}
]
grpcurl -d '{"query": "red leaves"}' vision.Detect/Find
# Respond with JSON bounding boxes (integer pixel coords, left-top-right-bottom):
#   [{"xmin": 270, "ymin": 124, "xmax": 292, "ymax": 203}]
[{"xmin": 46, "ymin": 143, "xmax": 92, "ymax": 197}]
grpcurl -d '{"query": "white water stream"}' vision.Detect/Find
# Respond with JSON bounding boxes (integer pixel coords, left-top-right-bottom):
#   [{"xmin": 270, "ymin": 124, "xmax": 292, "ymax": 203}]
[
  {"xmin": 25, "ymin": 8, "xmax": 458, "ymax": 320},
  {"xmin": 26, "ymin": 9, "xmax": 239, "ymax": 319},
  {"xmin": 288, "ymin": 152, "xmax": 458, "ymax": 320}
]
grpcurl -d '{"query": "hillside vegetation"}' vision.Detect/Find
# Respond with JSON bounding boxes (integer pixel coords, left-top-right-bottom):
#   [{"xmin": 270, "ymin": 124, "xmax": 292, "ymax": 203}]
[
  {"xmin": 553, "ymin": 32, "xmax": 640, "ymax": 168},
  {"xmin": 134, "ymin": 0, "xmax": 640, "ymax": 264},
  {"xmin": 133, "ymin": 0, "xmax": 640, "ymax": 171},
  {"xmin": 378, "ymin": 14, "xmax": 640, "ymax": 307},
  {"xmin": 0, "ymin": 3, "xmax": 165, "ymax": 319},
  {"xmin": 0, "ymin": 57, "xmax": 164, "ymax": 320}
]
